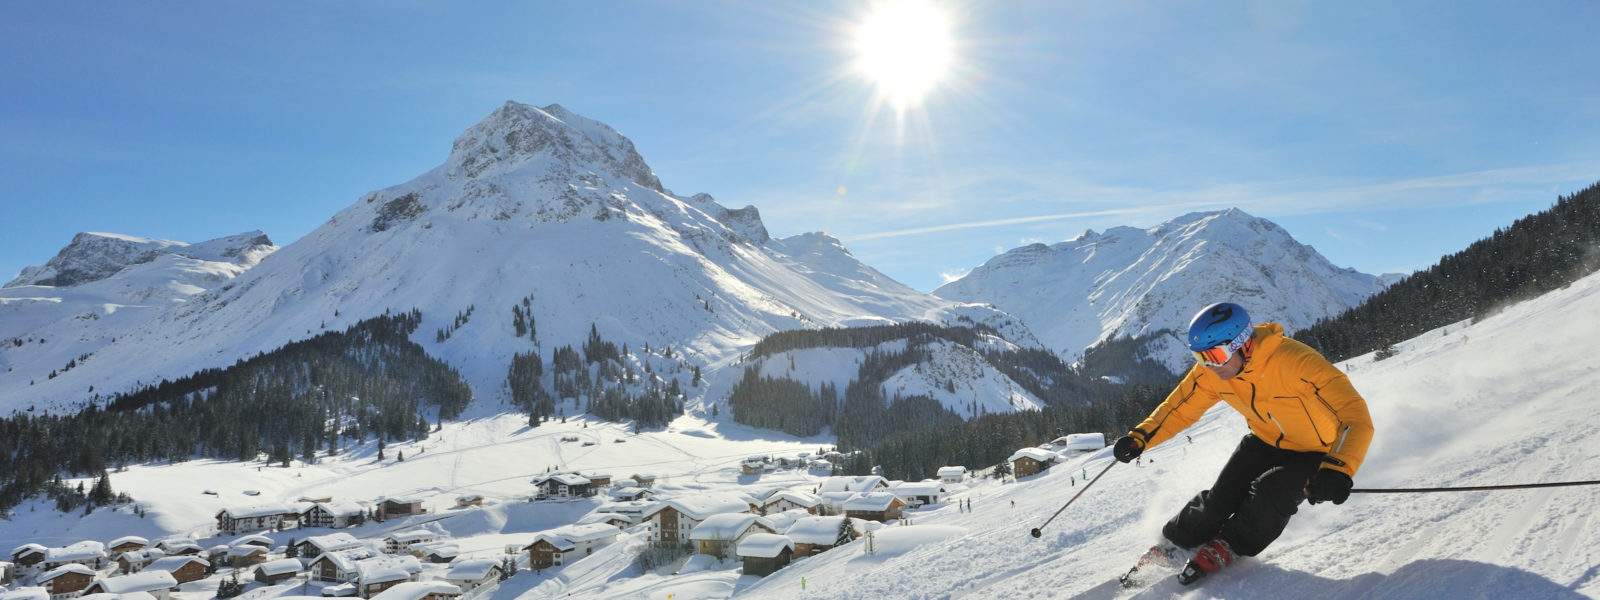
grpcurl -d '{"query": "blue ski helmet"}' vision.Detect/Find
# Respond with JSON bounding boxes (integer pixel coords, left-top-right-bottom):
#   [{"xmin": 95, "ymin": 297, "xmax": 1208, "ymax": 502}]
[{"xmin": 1188, "ymin": 302, "xmax": 1251, "ymax": 352}]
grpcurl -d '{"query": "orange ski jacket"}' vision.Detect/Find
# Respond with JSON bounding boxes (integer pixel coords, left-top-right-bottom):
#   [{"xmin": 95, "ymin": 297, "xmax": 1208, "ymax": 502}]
[{"xmin": 1129, "ymin": 324, "xmax": 1375, "ymax": 477}]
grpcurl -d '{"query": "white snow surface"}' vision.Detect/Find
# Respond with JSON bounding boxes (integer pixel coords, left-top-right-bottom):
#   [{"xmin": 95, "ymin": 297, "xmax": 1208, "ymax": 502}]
[
  {"xmin": 6, "ymin": 265, "xmax": 1600, "ymax": 599},
  {"xmin": 934, "ymin": 209, "xmax": 1399, "ymax": 371},
  {"xmin": 0, "ymin": 101, "xmax": 1031, "ymax": 414}
]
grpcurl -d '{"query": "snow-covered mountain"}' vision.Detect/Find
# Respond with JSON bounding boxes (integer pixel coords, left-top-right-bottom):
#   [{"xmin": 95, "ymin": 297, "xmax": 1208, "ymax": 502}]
[
  {"xmin": 0, "ymin": 102, "xmax": 1031, "ymax": 414},
  {"xmin": 0, "ymin": 232, "xmax": 275, "ymax": 407},
  {"xmin": 934, "ymin": 209, "xmax": 1400, "ymax": 372},
  {"xmin": 6, "ymin": 250, "xmax": 1598, "ymax": 600}
]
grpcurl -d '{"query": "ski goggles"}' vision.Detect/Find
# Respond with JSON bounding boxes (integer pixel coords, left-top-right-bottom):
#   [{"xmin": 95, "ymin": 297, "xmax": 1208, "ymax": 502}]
[{"xmin": 1193, "ymin": 327, "xmax": 1252, "ymax": 367}]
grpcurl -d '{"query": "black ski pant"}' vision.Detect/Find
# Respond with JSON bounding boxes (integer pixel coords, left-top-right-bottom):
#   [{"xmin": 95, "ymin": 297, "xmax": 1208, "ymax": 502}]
[{"xmin": 1162, "ymin": 434, "xmax": 1324, "ymax": 557}]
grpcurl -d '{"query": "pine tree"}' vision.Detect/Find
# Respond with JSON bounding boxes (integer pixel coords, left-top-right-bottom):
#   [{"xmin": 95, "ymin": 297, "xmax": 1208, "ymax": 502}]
[{"xmin": 835, "ymin": 517, "xmax": 858, "ymax": 546}]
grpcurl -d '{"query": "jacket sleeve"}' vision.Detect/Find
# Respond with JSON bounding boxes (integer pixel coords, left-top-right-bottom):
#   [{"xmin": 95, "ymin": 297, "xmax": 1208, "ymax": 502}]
[
  {"xmin": 1130, "ymin": 367, "xmax": 1221, "ymax": 450},
  {"xmin": 1296, "ymin": 353, "xmax": 1375, "ymax": 478}
]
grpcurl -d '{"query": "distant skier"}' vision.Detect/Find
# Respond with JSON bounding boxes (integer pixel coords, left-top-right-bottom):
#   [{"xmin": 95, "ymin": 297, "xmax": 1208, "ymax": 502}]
[{"xmin": 1113, "ymin": 302, "xmax": 1374, "ymax": 585}]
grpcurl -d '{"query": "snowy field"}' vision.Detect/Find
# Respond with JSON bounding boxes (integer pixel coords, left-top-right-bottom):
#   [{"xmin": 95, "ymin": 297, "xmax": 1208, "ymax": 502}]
[{"xmin": 7, "ymin": 270, "xmax": 1600, "ymax": 599}]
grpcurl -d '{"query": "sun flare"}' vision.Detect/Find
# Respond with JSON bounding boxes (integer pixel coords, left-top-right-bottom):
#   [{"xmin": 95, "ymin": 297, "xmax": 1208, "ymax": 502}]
[{"xmin": 854, "ymin": 0, "xmax": 953, "ymax": 110}]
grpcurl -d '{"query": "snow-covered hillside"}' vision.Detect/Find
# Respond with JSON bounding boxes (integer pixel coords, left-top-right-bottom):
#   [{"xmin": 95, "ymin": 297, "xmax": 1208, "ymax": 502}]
[
  {"xmin": 0, "ymin": 102, "xmax": 1029, "ymax": 414},
  {"xmin": 934, "ymin": 209, "xmax": 1398, "ymax": 372},
  {"xmin": 5, "ymin": 252, "xmax": 1598, "ymax": 600},
  {"xmin": 0, "ymin": 232, "xmax": 275, "ymax": 408}
]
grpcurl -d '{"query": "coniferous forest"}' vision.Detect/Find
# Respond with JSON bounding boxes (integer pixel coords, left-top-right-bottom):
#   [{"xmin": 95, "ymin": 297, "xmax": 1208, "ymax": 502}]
[{"xmin": 1298, "ymin": 180, "xmax": 1600, "ymax": 362}]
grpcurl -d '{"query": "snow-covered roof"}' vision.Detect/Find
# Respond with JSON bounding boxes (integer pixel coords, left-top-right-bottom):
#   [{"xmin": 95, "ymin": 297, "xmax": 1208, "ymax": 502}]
[
  {"xmin": 369, "ymin": 581, "xmax": 461, "ymax": 600},
  {"xmin": 687, "ymin": 513, "xmax": 771, "ymax": 541},
  {"xmin": 155, "ymin": 539, "xmax": 202, "ymax": 553},
  {"xmin": 936, "ymin": 466, "xmax": 967, "ymax": 476},
  {"xmin": 302, "ymin": 533, "xmax": 364, "ymax": 553},
  {"xmin": 385, "ymin": 529, "xmax": 435, "ymax": 544},
  {"xmin": 577, "ymin": 512, "xmax": 633, "ymax": 527},
  {"xmin": 38, "ymin": 563, "xmax": 95, "ymax": 581},
  {"xmin": 761, "ymin": 490, "xmax": 822, "ymax": 508},
  {"xmin": 817, "ymin": 476, "xmax": 888, "ymax": 494},
  {"xmin": 357, "ymin": 556, "xmax": 422, "ymax": 584},
  {"xmin": 785, "ymin": 516, "xmax": 852, "ymax": 545},
  {"xmin": 736, "ymin": 533, "xmax": 794, "ymax": 558},
  {"xmin": 45, "ymin": 541, "xmax": 105, "ymax": 562},
  {"xmin": 10, "ymin": 543, "xmax": 45, "ymax": 558},
  {"xmin": 654, "ymin": 493, "xmax": 754, "ymax": 521},
  {"xmin": 230, "ymin": 534, "xmax": 274, "ymax": 547},
  {"xmin": 1008, "ymin": 447, "xmax": 1057, "ymax": 463},
  {"xmin": 417, "ymin": 542, "xmax": 459, "ymax": 559},
  {"xmin": 444, "ymin": 558, "xmax": 501, "ymax": 581},
  {"xmin": 310, "ymin": 551, "xmax": 365, "ymax": 572},
  {"xmin": 892, "ymin": 480, "xmax": 947, "ymax": 495},
  {"xmin": 530, "ymin": 472, "xmax": 591, "ymax": 486},
  {"xmin": 843, "ymin": 492, "xmax": 904, "ymax": 511},
  {"xmin": 0, "ymin": 587, "xmax": 49, "ymax": 600},
  {"xmin": 108, "ymin": 536, "xmax": 149, "ymax": 548},
  {"xmin": 255, "ymin": 558, "xmax": 303, "ymax": 576},
  {"xmin": 228, "ymin": 546, "xmax": 267, "ymax": 558},
  {"xmin": 90, "ymin": 570, "xmax": 178, "ymax": 594},
  {"xmin": 220, "ymin": 503, "xmax": 294, "ymax": 519},
  {"xmin": 305, "ymin": 500, "xmax": 366, "ymax": 517},
  {"xmin": 146, "ymin": 555, "xmax": 208, "ymax": 572}
]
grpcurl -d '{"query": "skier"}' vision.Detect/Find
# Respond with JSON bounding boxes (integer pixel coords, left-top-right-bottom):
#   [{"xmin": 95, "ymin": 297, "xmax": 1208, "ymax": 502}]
[{"xmin": 1114, "ymin": 302, "xmax": 1374, "ymax": 585}]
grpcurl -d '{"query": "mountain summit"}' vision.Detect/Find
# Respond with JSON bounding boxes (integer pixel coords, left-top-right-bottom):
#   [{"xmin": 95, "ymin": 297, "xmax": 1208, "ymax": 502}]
[
  {"xmin": 0, "ymin": 102, "xmax": 1020, "ymax": 413},
  {"xmin": 934, "ymin": 209, "xmax": 1394, "ymax": 373}
]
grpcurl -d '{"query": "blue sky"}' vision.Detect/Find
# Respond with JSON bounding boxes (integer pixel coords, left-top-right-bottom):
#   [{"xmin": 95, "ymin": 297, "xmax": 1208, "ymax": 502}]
[{"xmin": 3, "ymin": 1, "xmax": 1598, "ymax": 293}]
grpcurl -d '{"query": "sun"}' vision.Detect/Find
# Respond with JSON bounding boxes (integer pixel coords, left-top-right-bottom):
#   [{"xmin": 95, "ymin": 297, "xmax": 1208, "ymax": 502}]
[{"xmin": 853, "ymin": 0, "xmax": 953, "ymax": 110}]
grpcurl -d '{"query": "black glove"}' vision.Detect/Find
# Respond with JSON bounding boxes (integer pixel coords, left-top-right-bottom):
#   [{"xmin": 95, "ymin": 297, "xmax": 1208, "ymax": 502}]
[
  {"xmin": 1306, "ymin": 469, "xmax": 1353, "ymax": 505},
  {"xmin": 1113, "ymin": 435, "xmax": 1144, "ymax": 463}
]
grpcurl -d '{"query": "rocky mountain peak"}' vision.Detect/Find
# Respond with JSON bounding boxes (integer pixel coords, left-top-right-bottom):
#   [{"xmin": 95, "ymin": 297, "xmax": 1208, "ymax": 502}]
[
  {"xmin": 5, "ymin": 231, "xmax": 274, "ymax": 288},
  {"xmin": 445, "ymin": 101, "xmax": 663, "ymax": 193}
]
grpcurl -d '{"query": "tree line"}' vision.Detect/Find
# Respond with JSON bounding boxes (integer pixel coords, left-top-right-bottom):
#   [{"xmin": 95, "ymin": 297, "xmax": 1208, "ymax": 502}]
[{"xmin": 1298, "ymin": 180, "xmax": 1600, "ymax": 362}]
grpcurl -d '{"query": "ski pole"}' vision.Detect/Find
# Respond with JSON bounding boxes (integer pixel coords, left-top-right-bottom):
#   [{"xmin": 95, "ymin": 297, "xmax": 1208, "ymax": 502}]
[
  {"xmin": 1030, "ymin": 459, "xmax": 1115, "ymax": 538},
  {"xmin": 1352, "ymin": 478, "xmax": 1600, "ymax": 494}
]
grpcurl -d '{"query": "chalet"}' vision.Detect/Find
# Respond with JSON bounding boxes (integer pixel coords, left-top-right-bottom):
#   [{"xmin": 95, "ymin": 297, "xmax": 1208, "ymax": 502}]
[
  {"xmin": 115, "ymin": 548, "xmax": 165, "ymax": 574},
  {"xmin": 377, "ymin": 497, "xmax": 427, "ymax": 520},
  {"xmin": 39, "ymin": 542, "xmax": 106, "ymax": 573},
  {"xmin": 154, "ymin": 540, "xmax": 202, "ymax": 556},
  {"xmin": 216, "ymin": 504, "xmax": 298, "ymax": 535},
  {"xmin": 83, "ymin": 570, "xmax": 178, "ymax": 600},
  {"xmin": 608, "ymin": 486, "xmax": 655, "ymax": 502},
  {"xmin": 369, "ymin": 581, "xmax": 461, "ymax": 600},
  {"xmin": 759, "ymin": 491, "xmax": 822, "ymax": 515},
  {"xmin": 356, "ymin": 555, "xmax": 422, "ymax": 598},
  {"xmin": 382, "ymin": 530, "xmax": 437, "ymax": 555},
  {"xmin": 453, "ymin": 495, "xmax": 483, "ymax": 507},
  {"xmin": 785, "ymin": 516, "xmax": 856, "ymax": 556},
  {"xmin": 843, "ymin": 493, "xmax": 907, "ymax": 522},
  {"xmin": 641, "ymin": 494, "xmax": 754, "ymax": 543},
  {"xmin": 523, "ymin": 524, "xmax": 620, "ymax": 570},
  {"xmin": 230, "ymin": 534, "xmax": 274, "ymax": 548},
  {"xmin": 890, "ymin": 480, "xmax": 948, "ymax": 508},
  {"xmin": 106, "ymin": 536, "xmax": 149, "ymax": 559},
  {"xmin": 36, "ymin": 564, "xmax": 95, "ymax": 600},
  {"xmin": 442, "ymin": 558, "xmax": 502, "ymax": 591},
  {"xmin": 298, "ymin": 496, "xmax": 334, "ymax": 504},
  {"xmin": 294, "ymin": 533, "xmax": 365, "ymax": 560},
  {"xmin": 586, "ymin": 473, "xmax": 613, "ymax": 487},
  {"xmin": 1051, "ymin": 433, "xmax": 1106, "ymax": 454},
  {"xmin": 576, "ymin": 512, "xmax": 633, "ymax": 530},
  {"xmin": 144, "ymin": 556, "xmax": 209, "ymax": 585},
  {"xmin": 530, "ymin": 472, "xmax": 593, "ymax": 499},
  {"xmin": 226, "ymin": 545, "xmax": 268, "ymax": 568},
  {"xmin": 416, "ymin": 542, "xmax": 460, "ymax": 564},
  {"xmin": 687, "ymin": 514, "xmax": 776, "ymax": 559},
  {"xmin": 302, "ymin": 501, "xmax": 367, "ymax": 529},
  {"xmin": 740, "ymin": 459, "xmax": 764, "ymax": 476},
  {"xmin": 736, "ymin": 533, "xmax": 794, "ymax": 577},
  {"xmin": 817, "ymin": 476, "xmax": 889, "ymax": 495},
  {"xmin": 1008, "ymin": 447, "xmax": 1058, "ymax": 478},
  {"xmin": 936, "ymin": 466, "xmax": 967, "ymax": 484},
  {"xmin": 10, "ymin": 544, "xmax": 46, "ymax": 576},
  {"xmin": 254, "ymin": 557, "xmax": 303, "ymax": 585},
  {"xmin": 308, "ymin": 551, "xmax": 368, "ymax": 583},
  {"xmin": 630, "ymin": 474, "xmax": 656, "ymax": 488},
  {"xmin": 808, "ymin": 459, "xmax": 833, "ymax": 472},
  {"xmin": 590, "ymin": 500, "xmax": 655, "ymax": 525}
]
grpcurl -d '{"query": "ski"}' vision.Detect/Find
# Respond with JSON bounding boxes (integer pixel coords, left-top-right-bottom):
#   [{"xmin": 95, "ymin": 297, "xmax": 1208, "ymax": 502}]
[{"xmin": 1119, "ymin": 544, "xmax": 1183, "ymax": 589}]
